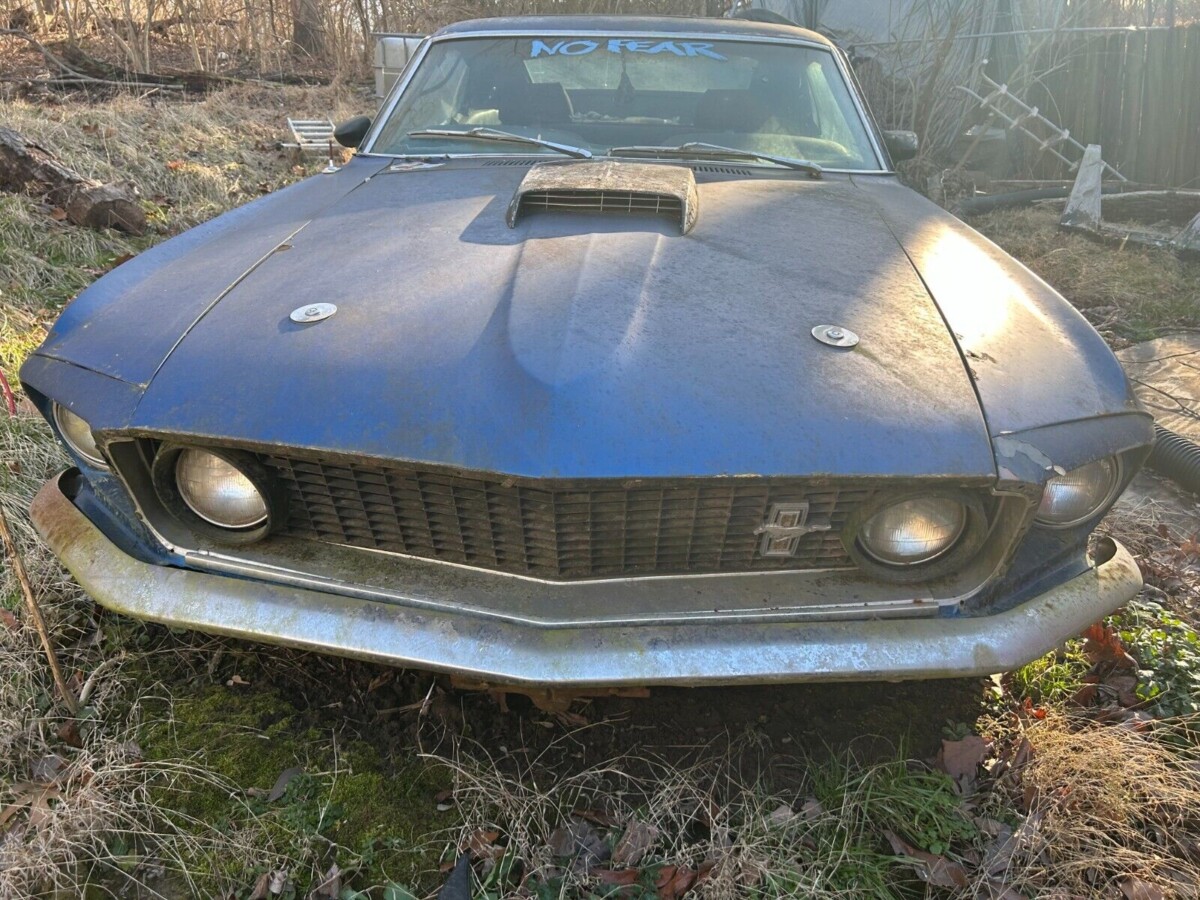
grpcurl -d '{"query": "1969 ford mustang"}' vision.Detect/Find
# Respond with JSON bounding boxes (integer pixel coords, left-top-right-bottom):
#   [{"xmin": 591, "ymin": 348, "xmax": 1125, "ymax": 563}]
[{"xmin": 23, "ymin": 15, "xmax": 1152, "ymax": 687}]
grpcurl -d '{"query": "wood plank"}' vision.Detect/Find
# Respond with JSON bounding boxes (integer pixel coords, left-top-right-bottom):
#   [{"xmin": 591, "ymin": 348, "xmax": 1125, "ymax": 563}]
[
  {"xmin": 1141, "ymin": 28, "xmax": 1169, "ymax": 185},
  {"xmin": 1120, "ymin": 30, "xmax": 1147, "ymax": 179}
]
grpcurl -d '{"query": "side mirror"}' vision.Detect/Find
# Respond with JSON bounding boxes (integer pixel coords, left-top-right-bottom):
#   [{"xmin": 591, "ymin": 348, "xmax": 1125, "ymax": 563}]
[
  {"xmin": 334, "ymin": 115, "xmax": 372, "ymax": 149},
  {"xmin": 882, "ymin": 130, "xmax": 919, "ymax": 163}
]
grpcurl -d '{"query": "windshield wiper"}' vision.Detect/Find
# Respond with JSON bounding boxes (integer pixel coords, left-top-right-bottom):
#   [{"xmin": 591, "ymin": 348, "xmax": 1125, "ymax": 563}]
[
  {"xmin": 406, "ymin": 127, "xmax": 592, "ymax": 159},
  {"xmin": 607, "ymin": 142, "xmax": 822, "ymax": 178}
]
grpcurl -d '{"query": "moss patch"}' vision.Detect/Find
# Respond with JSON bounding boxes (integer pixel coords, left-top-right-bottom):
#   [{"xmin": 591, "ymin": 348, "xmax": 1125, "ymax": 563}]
[{"xmin": 139, "ymin": 682, "xmax": 453, "ymax": 894}]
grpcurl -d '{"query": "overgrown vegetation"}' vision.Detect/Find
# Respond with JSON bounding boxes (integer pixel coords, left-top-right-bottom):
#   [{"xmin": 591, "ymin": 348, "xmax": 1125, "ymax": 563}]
[
  {"xmin": 2, "ymin": 74, "xmax": 1200, "ymax": 898},
  {"xmin": 974, "ymin": 205, "xmax": 1200, "ymax": 343}
]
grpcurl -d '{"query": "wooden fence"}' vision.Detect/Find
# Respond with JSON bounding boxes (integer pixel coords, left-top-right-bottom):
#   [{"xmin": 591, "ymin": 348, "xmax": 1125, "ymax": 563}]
[{"xmin": 1026, "ymin": 24, "xmax": 1200, "ymax": 187}]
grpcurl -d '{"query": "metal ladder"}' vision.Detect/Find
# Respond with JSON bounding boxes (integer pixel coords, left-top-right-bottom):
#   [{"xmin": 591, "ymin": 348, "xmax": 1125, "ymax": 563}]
[{"xmin": 955, "ymin": 70, "xmax": 1127, "ymax": 181}]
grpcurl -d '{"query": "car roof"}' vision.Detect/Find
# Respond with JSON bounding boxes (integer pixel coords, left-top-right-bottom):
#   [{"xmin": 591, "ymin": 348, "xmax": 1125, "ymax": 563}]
[{"xmin": 432, "ymin": 15, "xmax": 833, "ymax": 47}]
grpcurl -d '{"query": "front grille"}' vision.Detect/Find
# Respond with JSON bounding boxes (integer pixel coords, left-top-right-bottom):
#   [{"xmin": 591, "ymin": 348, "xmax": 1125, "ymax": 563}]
[
  {"xmin": 261, "ymin": 454, "xmax": 880, "ymax": 580},
  {"xmin": 517, "ymin": 189, "xmax": 683, "ymax": 223}
]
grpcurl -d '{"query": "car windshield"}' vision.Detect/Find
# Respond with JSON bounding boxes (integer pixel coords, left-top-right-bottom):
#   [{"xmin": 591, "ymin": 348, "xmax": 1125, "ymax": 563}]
[{"xmin": 368, "ymin": 36, "xmax": 880, "ymax": 170}]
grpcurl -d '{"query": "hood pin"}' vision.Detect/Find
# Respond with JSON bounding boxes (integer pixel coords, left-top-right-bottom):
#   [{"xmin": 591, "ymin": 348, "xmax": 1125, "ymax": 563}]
[
  {"xmin": 290, "ymin": 303, "xmax": 337, "ymax": 324},
  {"xmin": 811, "ymin": 325, "xmax": 859, "ymax": 348}
]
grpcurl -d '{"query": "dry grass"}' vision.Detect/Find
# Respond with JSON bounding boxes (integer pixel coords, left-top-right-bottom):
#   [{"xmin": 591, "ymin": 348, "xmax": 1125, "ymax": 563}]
[
  {"xmin": 0, "ymin": 415, "xmax": 292, "ymax": 897},
  {"xmin": 433, "ymin": 731, "xmax": 976, "ymax": 899},
  {"xmin": 990, "ymin": 711, "xmax": 1200, "ymax": 898},
  {"xmin": 973, "ymin": 205, "xmax": 1200, "ymax": 342},
  {"xmin": 0, "ymin": 83, "xmax": 369, "ymax": 898},
  {"xmin": 0, "ymin": 83, "xmax": 368, "ymax": 377}
]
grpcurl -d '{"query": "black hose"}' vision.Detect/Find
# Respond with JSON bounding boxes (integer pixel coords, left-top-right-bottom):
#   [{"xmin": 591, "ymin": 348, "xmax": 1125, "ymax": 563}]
[{"xmin": 1147, "ymin": 424, "xmax": 1200, "ymax": 494}]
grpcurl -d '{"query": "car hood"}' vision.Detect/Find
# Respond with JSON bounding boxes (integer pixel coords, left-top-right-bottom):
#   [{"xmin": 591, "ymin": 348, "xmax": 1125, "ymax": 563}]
[{"xmin": 96, "ymin": 161, "xmax": 992, "ymax": 479}]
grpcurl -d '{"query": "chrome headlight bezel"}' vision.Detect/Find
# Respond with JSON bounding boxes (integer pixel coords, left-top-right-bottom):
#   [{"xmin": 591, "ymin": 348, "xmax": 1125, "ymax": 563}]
[
  {"xmin": 845, "ymin": 490, "xmax": 988, "ymax": 583},
  {"xmin": 1035, "ymin": 457, "xmax": 1123, "ymax": 529},
  {"xmin": 51, "ymin": 402, "xmax": 109, "ymax": 469},
  {"xmin": 150, "ymin": 444, "xmax": 280, "ymax": 545}
]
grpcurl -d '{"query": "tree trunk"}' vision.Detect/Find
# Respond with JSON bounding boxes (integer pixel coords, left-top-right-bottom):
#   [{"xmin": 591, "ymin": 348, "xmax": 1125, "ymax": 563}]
[
  {"xmin": 291, "ymin": 0, "xmax": 325, "ymax": 59},
  {"xmin": 0, "ymin": 126, "xmax": 145, "ymax": 234}
]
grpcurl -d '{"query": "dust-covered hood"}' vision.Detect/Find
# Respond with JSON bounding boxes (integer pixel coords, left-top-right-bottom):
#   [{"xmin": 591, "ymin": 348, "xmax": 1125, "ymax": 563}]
[{"xmin": 32, "ymin": 158, "xmax": 999, "ymax": 479}]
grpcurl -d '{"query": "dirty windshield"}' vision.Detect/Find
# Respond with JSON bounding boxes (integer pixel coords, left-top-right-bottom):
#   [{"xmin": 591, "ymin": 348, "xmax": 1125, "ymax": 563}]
[{"xmin": 369, "ymin": 36, "xmax": 880, "ymax": 170}]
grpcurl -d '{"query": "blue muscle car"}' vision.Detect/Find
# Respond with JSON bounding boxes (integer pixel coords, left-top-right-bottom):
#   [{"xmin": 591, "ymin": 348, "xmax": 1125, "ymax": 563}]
[{"xmin": 22, "ymin": 15, "xmax": 1152, "ymax": 687}]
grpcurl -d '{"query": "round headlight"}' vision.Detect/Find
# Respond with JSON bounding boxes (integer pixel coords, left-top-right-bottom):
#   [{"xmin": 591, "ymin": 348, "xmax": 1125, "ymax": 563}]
[
  {"xmin": 52, "ymin": 403, "xmax": 107, "ymax": 468},
  {"xmin": 175, "ymin": 449, "xmax": 269, "ymax": 529},
  {"xmin": 1036, "ymin": 457, "xmax": 1120, "ymax": 528},
  {"xmin": 858, "ymin": 496, "xmax": 968, "ymax": 566}
]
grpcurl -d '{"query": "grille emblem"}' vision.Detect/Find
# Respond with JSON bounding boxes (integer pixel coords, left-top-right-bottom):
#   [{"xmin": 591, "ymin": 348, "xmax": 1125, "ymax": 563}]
[{"xmin": 755, "ymin": 503, "xmax": 832, "ymax": 557}]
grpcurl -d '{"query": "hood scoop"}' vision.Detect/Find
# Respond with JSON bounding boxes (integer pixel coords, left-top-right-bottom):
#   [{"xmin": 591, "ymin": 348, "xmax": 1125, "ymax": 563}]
[{"xmin": 507, "ymin": 161, "xmax": 698, "ymax": 234}]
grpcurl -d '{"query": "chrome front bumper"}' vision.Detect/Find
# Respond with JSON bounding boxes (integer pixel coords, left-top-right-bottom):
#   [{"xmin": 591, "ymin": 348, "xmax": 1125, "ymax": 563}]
[{"xmin": 31, "ymin": 472, "xmax": 1144, "ymax": 687}]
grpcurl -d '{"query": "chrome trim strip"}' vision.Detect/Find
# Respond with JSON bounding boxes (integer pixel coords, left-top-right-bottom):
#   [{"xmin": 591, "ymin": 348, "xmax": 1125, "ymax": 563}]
[
  {"xmin": 359, "ymin": 29, "xmax": 888, "ymax": 173},
  {"xmin": 182, "ymin": 548, "xmax": 939, "ymax": 627}
]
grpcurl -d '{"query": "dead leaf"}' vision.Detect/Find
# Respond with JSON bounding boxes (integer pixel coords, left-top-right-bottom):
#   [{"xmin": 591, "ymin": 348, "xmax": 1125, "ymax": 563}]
[
  {"xmin": 49, "ymin": 207, "xmax": 66, "ymax": 221},
  {"xmin": 308, "ymin": 863, "xmax": 340, "ymax": 899},
  {"xmin": 30, "ymin": 754, "xmax": 67, "ymax": 783},
  {"xmin": 1105, "ymin": 674, "xmax": 1140, "ymax": 707},
  {"xmin": 248, "ymin": 872, "xmax": 271, "ymax": 900},
  {"xmin": 0, "ymin": 782, "xmax": 61, "ymax": 834},
  {"xmin": 1021, "ymin": 783, "xmax": 1039, "ymax": 812},
  {"xmin": 660, "ymin": 866, "xmax": 695, "ymax": 900},
  {"xmin": 547, "ymin": 818, "xmax": 608, "ymax": 872},
  {"xmin": 464, "ymin": 827, "xmax": 503, "ymax": 861},
  {"xmin": 937, "ymin": 735, "xmax": 989, "ymax": 791},
  {"xmin": 982, "ymin": 828, "xmax": 1017, "ymax": 875},
  {"xmin": 612, "ymin": 820, "xmax": 658, "ymax": 867},
  {"xmin": 766, "ymin": 803, "xmax": 795, "ymax": 826},
  {"xmin": 0, "ymin": 609, "xmax": 19, "ymax": 632},
  {"xmin": 884, "ymin": 830, "xmax": 969, "ymax": 888},
  {"xmin": 800, "ymin": 797, "xmax": 823, "ymax": 821},
  {"xmin": 166, "ymin": 160, "xmax": 186, "ymax": 170},
  {"xmin": 1178, "ymin": 535, "xmax": 1200, "ymax": 560},
  {"xmin": 1021, "ymin": 697, "xmax": 1047, "ymax": 720},
  {"xmin": 266, "ymin": 766, "xmax": 302, "ymax": 802},
  {"xmin": 56, "ymin": 721, "xmax": 82, "ymax": 748},
  {"xmin": 1070, "ymin": 683, "xmax": 1099, "ymax": 706},
  {"xmin": 1119, "ymin": 876, "xmax": 1165, "ymax": 900},
  {"xmin": 1082, "ymin": 622, "xmax": 1137, "ymax": 669}
]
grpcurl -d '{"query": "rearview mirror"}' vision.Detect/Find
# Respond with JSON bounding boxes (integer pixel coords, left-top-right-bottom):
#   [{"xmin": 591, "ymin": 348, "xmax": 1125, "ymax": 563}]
[
  {"xmin": 334, "ymin": 116, "xmax": 372, "ymax": 149},
  {"xmin": 882, "ymin": 130, "xmax": 919, "ymax": 163}
]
